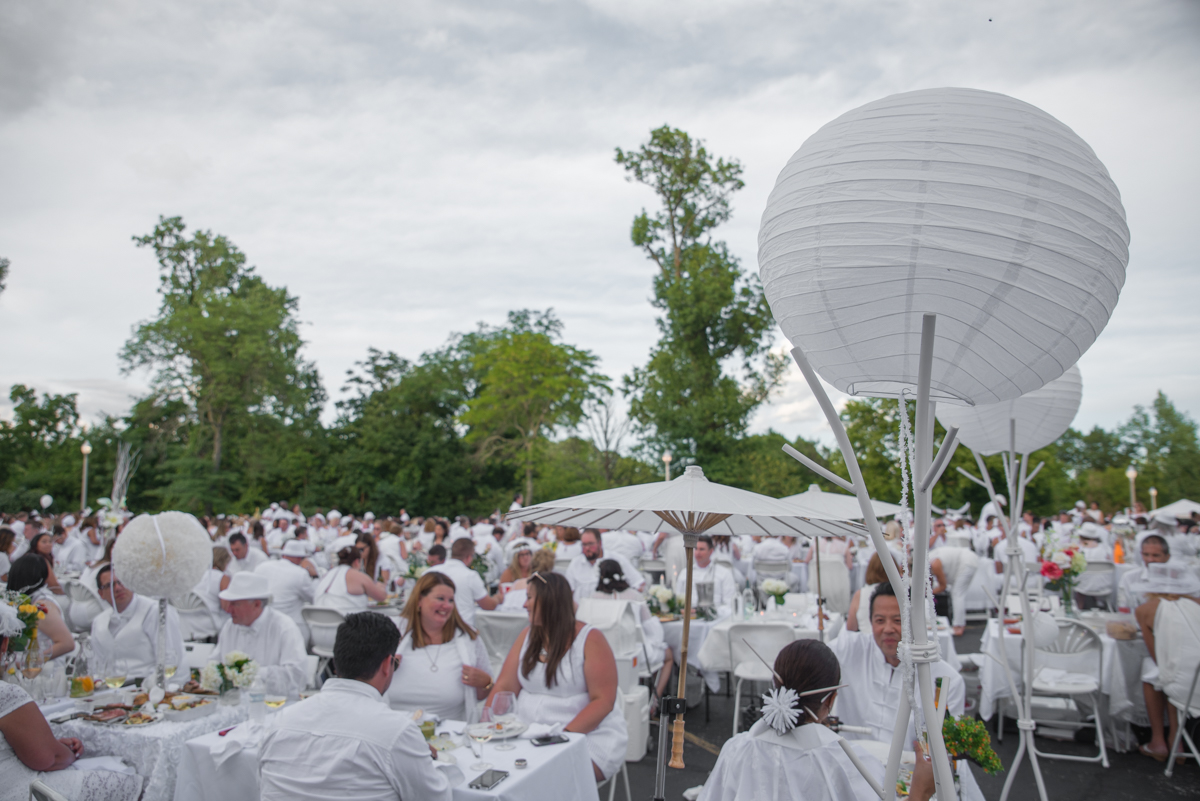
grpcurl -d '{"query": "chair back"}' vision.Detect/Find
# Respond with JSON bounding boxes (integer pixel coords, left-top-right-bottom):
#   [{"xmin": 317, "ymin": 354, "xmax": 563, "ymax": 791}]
[
  {"xmin": 183, "ymin": 641, "xmax": 216, "ymax": 671},
  {"xmin": 474, "ymin": 611, "xmax": 530, "ymax": 675},
  {"xmin": 30, "ymin": 780, "xmax": 70, "ymax": 801},
  {"xmin": 554, "ymin": 558, "xmax": 573, "ymax": 575},
  {"xmin": 171, "ymin": 592, "xmax": 221, "ymax": 640},
  {"xmin": 728, "ymin": 622, "xmax": 795, "ymax": 678},
  {"xmin": 1034, "ymin": 620, "xmax": 1102, "ymax": 679},
  {"xmin": 814, "ymin": 557, "xmax": 852, "ymax": 614},
  {"xmin": 302, "ymin": 606, "xmax": 346, "ymax": 656},
  {"xmin": 1153, "ymin": 598, "xmax": 1200, "ymax": 716},
  {"xmin": 752, "ymin": 559, "xmax": 789, "ymax": 579},
  {"xmin": 1074, "ymin": 561, "xmax": 1117, "ymax": 598},
  {"xmin": 577, "ymin": 598, "xmax": 643, "ymax": 658},
  {"xmin": 63, "ymin": 580, "xmax": 106, "ymax": 634}
]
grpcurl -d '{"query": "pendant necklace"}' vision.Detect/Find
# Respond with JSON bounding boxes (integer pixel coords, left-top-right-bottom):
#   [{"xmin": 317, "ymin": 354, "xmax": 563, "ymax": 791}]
[{"xmin": 428, "ymin": 643, "xmax": 444, "ymax": 672}]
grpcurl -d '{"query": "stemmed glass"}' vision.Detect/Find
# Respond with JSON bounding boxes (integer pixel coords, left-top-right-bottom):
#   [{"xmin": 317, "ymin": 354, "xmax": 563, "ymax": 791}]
[
  {"xmin": 468, "ymin": 707, "xmax": 495, "ymax": 770},
  {"xmin": 490, "ymin": 692, "xmax": 517, "ymax": 751},
  {"xmin": 20, "ymin": 645, "xmax": 46, "ymax": 702},
  {"xmin": 105, "ymin": 658, "xmax": 129, "ymax": 690}
]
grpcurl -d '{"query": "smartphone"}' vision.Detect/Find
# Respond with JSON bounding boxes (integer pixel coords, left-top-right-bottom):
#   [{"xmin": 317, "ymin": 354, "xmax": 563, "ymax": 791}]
[
  {"xmin": 468, "ymin": 769, "xmax": 509, "ymax": 790},
  {"xmin": 531, "ymin": 734, "xmax": 569, "ymax": 747}
]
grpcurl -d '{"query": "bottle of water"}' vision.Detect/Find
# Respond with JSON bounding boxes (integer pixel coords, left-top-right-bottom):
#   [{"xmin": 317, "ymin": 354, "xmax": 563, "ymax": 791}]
[
  {"xmin": 248, "ymin": 675, "xmax": 267, "ymax": 722},
  {"xmin": 741, "ymin": 588, "xmax": 756, "ymax": 620}
]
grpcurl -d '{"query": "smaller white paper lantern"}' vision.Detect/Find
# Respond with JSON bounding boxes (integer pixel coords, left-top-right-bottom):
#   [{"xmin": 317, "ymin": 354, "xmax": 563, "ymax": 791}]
[
  {"xmin": 112, "ymin": 512, "xmax": 213, "ymax": 599},
  {"xmin": 937, "ymin": 365, "xmax": 1082, "ymax": 455},
  {"xmin": 40, "ymin": 494, "xmax": 53, "ymax": 509}
]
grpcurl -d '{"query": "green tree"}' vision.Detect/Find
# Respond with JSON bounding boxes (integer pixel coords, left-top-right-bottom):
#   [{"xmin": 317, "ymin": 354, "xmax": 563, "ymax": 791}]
[
  {"xmin": 461, "ymin": 310, "xmax": 608, "ymax": 505},
  {"xmin": 616, "ymin": 126, "xmax": 786, "ymax": 479},
  {"xmin": 121, "ymin": 216, "xmax": 324, "ymax": 511},
  {"xmin": 1119, "ymin": 392, "xmax": 1200, "ymax": 507}
]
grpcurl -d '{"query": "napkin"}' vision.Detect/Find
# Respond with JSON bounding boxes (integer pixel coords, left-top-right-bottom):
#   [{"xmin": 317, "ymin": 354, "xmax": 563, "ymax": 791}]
[
  {"xmin": 1034, "ymin": 668, "xmax": 1095, "ymax": 687},
  {"xmin": 70, "ymin": 756, "xmax": 136, "ymax": 775},
  {"xmin": 39, "ymin": 699, "xmax": 77, "ymax": 719},
  {"xmin": 212, "ymin": 721, "xmax": 264, "ymax": 767},
  {"xmin": 518, "ymin": 722, "xmax": 563, "ymax": 740}
]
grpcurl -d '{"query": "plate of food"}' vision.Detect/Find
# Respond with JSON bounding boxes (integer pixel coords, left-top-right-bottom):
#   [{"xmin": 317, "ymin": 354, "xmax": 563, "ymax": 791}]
[
  {"xmin": 165, "ymin": 695, "xmax": 218, "ymax": 721},
  {"xmin": 123, "ymin": 711, "xmax": 163, "ymax": 727},
  {"xmin": 466, "ymin": 720, "xmax": 528, "ymax": 741},
  {"xmin": 84, "ymin": 706, "xmax": 131, "ymax": 725},
  {"xmin": 180, "ymin": 680, "xmax": 218, "ymax": 696}
]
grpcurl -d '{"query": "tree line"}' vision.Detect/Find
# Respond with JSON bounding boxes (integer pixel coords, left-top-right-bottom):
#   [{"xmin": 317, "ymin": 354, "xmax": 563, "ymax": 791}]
[{"xmin": 1, "ymin": 128, "xmax": 1197, "ymax": 518}]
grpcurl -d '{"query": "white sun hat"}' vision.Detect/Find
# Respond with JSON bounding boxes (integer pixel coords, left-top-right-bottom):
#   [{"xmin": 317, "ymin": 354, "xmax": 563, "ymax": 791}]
[
  {"xmin": 218, "ymin": 572, "xmax": 273, "ymax": 603},
  {"xmin": 1129, "ymin": 563, "xmax": 1200, "ymax": 598},
  {"xmin": 281, "ymin": 540, "xmax": 308, "ymax": 558}
]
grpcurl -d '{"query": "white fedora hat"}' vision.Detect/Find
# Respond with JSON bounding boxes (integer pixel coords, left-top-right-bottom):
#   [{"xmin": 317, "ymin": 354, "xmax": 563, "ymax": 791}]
[
  {"xmin": 281, "ymin": 540, "xmax": 308, "ymax": 558},
  {"xmin": 218, "ymin": 572, "xmax": 273, "ymax": 603}
]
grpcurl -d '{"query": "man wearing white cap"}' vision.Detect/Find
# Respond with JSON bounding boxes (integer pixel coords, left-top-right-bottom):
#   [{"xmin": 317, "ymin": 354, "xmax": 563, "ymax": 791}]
[
  {"xmin": 91, "ymin": 564, "xmax": 184, "ymax": 679},
  {"xmin": 216, "ymin": 573, "xmax": 308, "ymax": 695},
  {"xmin": 256, "ymin": 540, "xmax": 318, "ymax": 643}
]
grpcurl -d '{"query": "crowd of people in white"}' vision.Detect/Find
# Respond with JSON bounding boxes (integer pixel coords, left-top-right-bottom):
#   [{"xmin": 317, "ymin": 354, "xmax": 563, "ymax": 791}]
[{"xmin": 2, "ymin": 493, "xmax": 1199, "ymax": 800}]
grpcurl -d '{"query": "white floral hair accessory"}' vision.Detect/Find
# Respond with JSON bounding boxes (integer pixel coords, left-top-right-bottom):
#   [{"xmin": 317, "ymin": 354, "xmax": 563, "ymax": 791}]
[
  {"xmin": 761, "ymin": 686, "xmax": 802, "ymax": 734},
  {"xmin": 0, "ymin": 601, "xmax": 22, "ymax": 639}
]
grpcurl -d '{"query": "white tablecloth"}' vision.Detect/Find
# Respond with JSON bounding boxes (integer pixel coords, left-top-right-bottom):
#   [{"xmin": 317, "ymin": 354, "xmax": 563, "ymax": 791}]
[
  {"xmin": 977, "ymin": 617, "xmax": 1149, "ymax": 730},
  {"xmin": 48, "ymin": 699, "xmax": 247, "ymax": 801},
  {"xmin": 178, "ymin": 719, "xmax": 599, "ymax": 801}
]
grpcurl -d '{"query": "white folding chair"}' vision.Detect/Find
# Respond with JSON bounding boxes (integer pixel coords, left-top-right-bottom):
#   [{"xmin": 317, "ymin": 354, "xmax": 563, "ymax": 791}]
[
  {"xmin": 1074, "ymin": 562, "xmax": 1116, "ymax": 611},
  {"xmin": 1029, "ymin": 620, "xmax": 1109, "ymax": 768},
  {"xmin": 1153, "ymin": 596, "xmax": 1200, "ymax": 777},
  {"xmin": 182, "ymin": 641, "xmax": 216, "ymax": 672},
  {"xmin": 474, "ymin": 611, "xmax": 529, "ymax": 676},
  {"xmin": 814, "ymin": 557, "xmax": 852, "ymax": 614},
  {"xmin": 597, "ymin": 762, "xmax": 632, "ymax": 801},
  {"xmin": 728, "ymin": 622, "xmax": 795, "ymax": 737},
  {"xmin": 170, "ymin": 592, "xmax": 221, "ymax": 641},
  {"xmin": 62, "ymin": 580, "xmax": 106, "ymax": 634},
  {"xmin": 302, "ymin": 606, "xmax": 346, "ymax": 675},
  {"xmin": 578, "ymin": 599, "xmax": 645, "ymax": 693},
  {"xmin": 554, "ymin": 558, "xmax": 573, "ymax": 575},
  {"xmin": 305, "ymin": 654, "xmax": 321, "ymax": 689},
  {"xmin": 29, "ymin": 781, "xmax": 69, "ymax": 801}
]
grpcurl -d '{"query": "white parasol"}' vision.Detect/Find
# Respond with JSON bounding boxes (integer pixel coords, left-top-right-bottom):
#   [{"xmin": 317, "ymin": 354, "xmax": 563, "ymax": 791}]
[{"xmin": 779, "ymin": 484, "xmax": 902, "ymax": 520}]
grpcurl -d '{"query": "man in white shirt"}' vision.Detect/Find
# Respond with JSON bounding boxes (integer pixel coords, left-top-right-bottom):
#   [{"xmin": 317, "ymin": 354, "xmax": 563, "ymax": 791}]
[
  {"xmin": 226, "ymin": 532, "xmax": 268, "ymax": 574},
  {"xmin": 51, "ymin": 525, "xmax": 88, "ymax": 572},
  {"xmin": 601, "ymin": 530, "xmax": 644, "ymax": 564},
  {"xmin": 829, "ymin": 582, "xmax": 963, "ymax": 743},
  {"xmin": 91, "ymin": 564, "xmax": 184, "ymax": 678},
  {"xmin": 426, "ymin": 539, "xmax": 498, "ymax": 628},
  {"xmin": 258, "ymin": 609, "xmax": 451, "ymax": 796},
  {"xmin": 256, "ymin": 540, "xmax": 317, "ymax": 642},
  {"xmin": 566, "ymin": 529, "xmax": 646, "ymax": 602},
  {"xmin": 216, "ymin": 573, "xmax": 309, "ymax": 695},
  {"xmin": 10, "ymin": 519, "xmax": 39, "ymax": 562},
  {"xmin": 1118, "ymin": 534, "xmax": 1171, "ymax": 610},
  {"xmin": 672, "ymin": 535, "xmax": 737, "ymax": 608},
  {"xmin": 260, "ymin": 611, "xmax": 450, "ymax": 799}
]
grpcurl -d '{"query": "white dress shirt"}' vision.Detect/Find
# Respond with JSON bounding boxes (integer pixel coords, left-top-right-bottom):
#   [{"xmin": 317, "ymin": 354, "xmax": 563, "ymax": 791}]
[
  {"xmin": 601, "ymin": 531, "xmax": 644, "ymax": 564},
  {"xmin": 426, "ymin": 559, "xmax": 488, "ymax": 627},
  {"xmin": 259, "ymin": 678, "xmax": 452, "ymax": 801},
  {"xmin": 215, "ymin": 607, "xmax": 308, "ymax": 694},
  {"xmin": 565, "ymin": 552, "xmax": 646, "ymax": 601},
  {"xmin": 52, "ymin": 537, "xmax": 88, "ymax": 572},
  {"xmin": 90, "ymin": 594, "xmax": 184, "ymax": 678},
  {"xmin": 674, "ymin": 561, "xmax": 738, "ymax": 608},
  {"xmin": 255, "ymin": 559, "xmax": 316, "ymax": 625},
  {"xmin": 828, "ymin": 629, "xmax": 964, "ymax": 744},
  {"xmin": 227, "ymin": 547, "xmax": 267, "ymax": 574}
]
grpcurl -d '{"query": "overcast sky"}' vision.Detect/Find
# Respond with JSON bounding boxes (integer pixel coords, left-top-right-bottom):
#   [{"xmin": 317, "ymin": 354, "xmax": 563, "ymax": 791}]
[{"xmin": 2, "ymin": 0, "xmax": 1197, "ymax": 448}]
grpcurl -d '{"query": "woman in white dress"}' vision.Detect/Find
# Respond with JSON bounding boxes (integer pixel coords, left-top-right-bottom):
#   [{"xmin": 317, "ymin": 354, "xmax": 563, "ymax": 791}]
[
  {"xmin": 386, "ymin": 572, "xmax": 493, "ymax": 720},
  {"xmin": 591, "ymin": 559, "xmax": 674, "ymax": 706},
  {"xmin": 193, "ymin": 547, "xmax": 232, "ymax": 615},
  {"xmin": 0, "ymin": 604, "xmax": 142, "ymax": 801},
  {"xmin": 7, "ymin": 556, "xmax": 74, "ymax": 659},
  {"xmin": 356, "ymin": 533, "xmax": 392, "ymax": 586},
  {"xmin": 489, "ymin": 571, "xmax": 627, "ymax": 780},
  {"xmin": 699, "ymin": 639, "xmax": 934, "ymax": 801},
  {"xmin": 314, "ymin": 546, "xmax": 387, "ymax": 612}
]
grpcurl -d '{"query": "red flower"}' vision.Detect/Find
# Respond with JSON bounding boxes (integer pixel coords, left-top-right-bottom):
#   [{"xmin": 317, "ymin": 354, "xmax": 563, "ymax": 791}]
[
  {"xmin": 1041, "ymin": 561, "xmax": 1063, "ymax": 581},
  {"xmin": 1062, "ymin": 547, "xmax": 1077, "ymax": 557}
]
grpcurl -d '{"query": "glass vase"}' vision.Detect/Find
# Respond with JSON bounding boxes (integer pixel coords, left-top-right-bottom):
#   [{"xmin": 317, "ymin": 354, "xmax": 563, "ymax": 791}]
[
  {"xmin": 220, "ymin": 687, "xmax": 241, "ymax": 706},
  {"xmin": 1060, "ymin": 588, "xmax": 1077, "ymax": 618}
]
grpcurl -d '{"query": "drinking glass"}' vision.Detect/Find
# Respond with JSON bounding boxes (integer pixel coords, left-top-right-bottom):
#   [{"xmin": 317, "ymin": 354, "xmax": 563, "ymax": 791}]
[
  {"xmin": 468, "ymin": 707, "xmax": 494, "ymax": 770},
  {"xmin": 105, "ymin": 658, "xmax": 129, "ymax": 690},
  {"xmin": 490, "ymin": 691, "xmax": 517, "ymax": 751},
  {"xmin": 20, "ymin": 647, "xmax": 45, "ymax": 702},
  {"xmin": 264, "ymin": 673, "xmax": 288, "ymax": 710}
]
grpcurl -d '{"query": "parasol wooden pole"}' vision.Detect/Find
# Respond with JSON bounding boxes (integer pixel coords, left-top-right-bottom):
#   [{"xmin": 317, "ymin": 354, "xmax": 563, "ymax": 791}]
[
  {"xmin": 669, "ymin": 534, "xmax": 696, "ymax": 769},
  {"xmin": 814, "ymin": 547, "xmax": 825, "ymax": 642}
]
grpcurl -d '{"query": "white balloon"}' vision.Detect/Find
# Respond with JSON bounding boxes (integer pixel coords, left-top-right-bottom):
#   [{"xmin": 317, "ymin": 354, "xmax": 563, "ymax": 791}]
[
  {"xmin": 40, "ymin": 494, "xmax": 53, "ymax": 509},
  {"xmin": 759, "ymin": 88, "xmax": 1128, "ymax": 406},
  {"xmin": 112, "ymin": 512, "xmax": 213, "ymax": 599},
  {"xmin": 937, "ymin": 365, "xmax": 1082, "ymax": 455}
]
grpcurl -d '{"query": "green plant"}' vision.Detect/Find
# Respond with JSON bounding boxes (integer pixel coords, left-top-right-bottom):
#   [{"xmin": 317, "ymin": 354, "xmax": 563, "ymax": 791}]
[{"xmin": 942, "ymin": 714, "xmax": 1003, "ymax": 774}]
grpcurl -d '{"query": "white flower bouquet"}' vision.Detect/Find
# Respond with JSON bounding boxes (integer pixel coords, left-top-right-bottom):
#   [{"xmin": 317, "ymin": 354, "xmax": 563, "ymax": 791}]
[
  {"xmin": 760, "ymin": 578, "xmax": 789, "ymax": 605},
  {"xmin": 405, "ymin": 551, "xmax": 428, "ymax": 580},
  {"xmin": 200, "ymin": 651, "xmax": 259, "ymax": 693},
  {"xmin": 646, "ymin": 584, "xmax": 681, "ymax": 615}
]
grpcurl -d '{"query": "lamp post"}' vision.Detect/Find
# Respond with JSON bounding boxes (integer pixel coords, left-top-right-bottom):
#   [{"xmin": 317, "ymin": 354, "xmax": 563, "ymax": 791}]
[
  {"xmin": 662, "ymin": 452, "xmax": 672, "ymax": 482},
  {"xmin": 80, "ymin": 441, "xmax": 92, "ymax": 510},
  {"xmin": 1149, "ymin": 486, "xmax": 1157, "ymax": 513},
  {"xmin": 1125, "ymin": 465, "xmax": 1137, "ymax": 512}
]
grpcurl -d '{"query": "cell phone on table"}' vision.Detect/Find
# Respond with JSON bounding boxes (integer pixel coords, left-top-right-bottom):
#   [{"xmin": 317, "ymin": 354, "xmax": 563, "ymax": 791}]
[
  {"xmin": 468, "ymin": 769, "xmax": 509, "ymax": 790},
  {"xmin": 531, "ymin": 733, "xmax": 569, "ymax": 746}
]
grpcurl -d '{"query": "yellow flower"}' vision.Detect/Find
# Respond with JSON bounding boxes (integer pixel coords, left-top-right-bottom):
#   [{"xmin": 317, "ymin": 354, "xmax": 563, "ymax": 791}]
[
  {"xmin": 19, "ymin": 604, "xmax": 38, "ymax": 614},
  {"xmin": 37, "ymin": 612, "xmax": 46, "ymax": 620}
]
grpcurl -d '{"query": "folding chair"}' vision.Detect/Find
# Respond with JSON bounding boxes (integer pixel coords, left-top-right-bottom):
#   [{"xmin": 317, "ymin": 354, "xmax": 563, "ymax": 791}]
[
  {"xmin": 302, "ymin": 606, "xmax": 346, "ymax": 676},
  {"xmin": 728, "ymin": 622, "xmax": 795, "ymax": 736},
  {"xmin": 1029, "ymin": 620, "xmax": 1109, "ymax": 768},
  {"xmin": 170, "ymin": 592, "xmax": 221, "ymax": 641}
]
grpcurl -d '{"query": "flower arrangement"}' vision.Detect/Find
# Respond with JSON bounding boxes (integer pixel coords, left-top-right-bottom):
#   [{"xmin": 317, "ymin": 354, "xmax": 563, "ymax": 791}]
[
  {"xmin": 405, "ymin": 551, "xmax": 428, "ymax": 579},
  {"xmin": 942, "ymin": 714, "xmax": 1003, "ymax": 774},
  {"xmin": 1040, "ymin": 543, "xmax": 1087, "ymax": 615},
  {"xmin": 646, "ymin": 585, "xmax": 681, "ymax": 615},
  {"xmin": 470, "ymin": 553, "xmax": 490, "ymax": 581},
  {"xmin": 760, "ymin": 578, "xmax": 789, "ymax": 606},
  {"xmin": 1, "ymin": 591, "xmax": 46, "ymax": 652},
  {"xmin": 200, "ymin": 651, "xmax": 259, "ymax": 693}
]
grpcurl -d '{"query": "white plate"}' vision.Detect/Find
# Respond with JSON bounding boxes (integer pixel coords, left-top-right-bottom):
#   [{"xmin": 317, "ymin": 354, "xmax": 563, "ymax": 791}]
[
  {"xmin": 165, "ymin": 699, "xmax": 218, "ymax": 722},
  {"xmin": 466, "ymin": 721, "xmax": 528, "ymax": 741}
]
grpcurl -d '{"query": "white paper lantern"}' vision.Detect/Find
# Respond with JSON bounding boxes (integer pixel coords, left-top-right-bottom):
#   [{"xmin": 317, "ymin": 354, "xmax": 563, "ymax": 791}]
[
  {"xmin": 759, "ymin": 88, "xmax": 1128, "ymax": 406},
  {"xmin": 112, "ymin": 512, "xmax": 213, "ymax": 599},
  {"xmin": 936, "ymin": 365, "xmax": 1082, "ymax": 455}
]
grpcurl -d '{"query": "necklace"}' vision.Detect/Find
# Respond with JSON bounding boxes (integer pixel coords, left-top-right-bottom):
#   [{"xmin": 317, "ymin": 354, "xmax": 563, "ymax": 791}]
[{"xmin": 426, "ymin": 642, "xmax": 445, "ymax": 672}]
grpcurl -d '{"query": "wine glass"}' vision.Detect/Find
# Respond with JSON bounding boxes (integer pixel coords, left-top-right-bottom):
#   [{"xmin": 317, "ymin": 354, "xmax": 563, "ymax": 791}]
[
  {"xmin": 468, "ymin": 707, "xmax": 494, "ymax": 770},
  {"xmin": 264, "ymin": 672, "xmax": 288, "ymax": 710},
  {"xmin": 20, "ymin": 647, "xmax": 45, "ymax": 702},
  {"xmin": 105, "ymin": 658, "xmax": 129, "ymax": 690},
  {"xmin": 490, "ymin": 691, "xmax": 517, "ymax": 751}
]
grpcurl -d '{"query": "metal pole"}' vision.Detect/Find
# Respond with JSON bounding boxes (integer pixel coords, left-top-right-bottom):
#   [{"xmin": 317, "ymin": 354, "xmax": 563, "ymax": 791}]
[
  {"xmin": 156, "ymin": 598, "xmax": 167, "ymax": 688},
  {"xmin": 814, "ymin": 549, "xmax": 825, "ymax": 642}
]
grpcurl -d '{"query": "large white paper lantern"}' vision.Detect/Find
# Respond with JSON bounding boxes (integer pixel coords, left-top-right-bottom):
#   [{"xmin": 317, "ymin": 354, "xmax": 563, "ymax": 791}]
[
  {"xmin": 112, "ymin": 512, "xmax": 212, "ymax": 599},
  {"xmin": 936, "ymin": 364, "xmax": 1082, "ymax": 455},
  {"xmin": 759, "ymin": 88, "xmax": 1128, "ymax": 406}
]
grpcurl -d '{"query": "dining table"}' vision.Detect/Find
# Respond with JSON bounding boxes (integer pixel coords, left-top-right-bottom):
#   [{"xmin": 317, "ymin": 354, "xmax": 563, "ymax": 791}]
[{"xmin": 177, "ymin": 716, "xmax": 600, "ymax": 801}]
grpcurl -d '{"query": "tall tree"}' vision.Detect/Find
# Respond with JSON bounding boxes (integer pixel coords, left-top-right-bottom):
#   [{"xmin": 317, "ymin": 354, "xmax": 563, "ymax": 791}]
[
  {"xmin": 121, "ymin": 216, "xmax": 322, "ymax": 510},
  {"xmin": 616, "ymin": 126, "xmax": 786, "ymax": 478},
  {"xmin": 460, "ymin": 310, "xmax": 608, "ymax": 505}
]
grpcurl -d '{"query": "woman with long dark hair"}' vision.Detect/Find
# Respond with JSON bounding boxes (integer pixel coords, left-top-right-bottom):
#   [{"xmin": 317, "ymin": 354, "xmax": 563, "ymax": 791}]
[
  {"xmin": 385, "ymin": 572, "xmax": 492, "ymax": 719},
  {"xmin": 6, "ymin": 555, "xmax": 74, "ymax": 659},
  {"xmin": 488, "ymin": 571, "xmax": 626, "ymax": 781},
  {"xmin": 313, "ymin": 546, "xmax": 386, "ymax": 612}
]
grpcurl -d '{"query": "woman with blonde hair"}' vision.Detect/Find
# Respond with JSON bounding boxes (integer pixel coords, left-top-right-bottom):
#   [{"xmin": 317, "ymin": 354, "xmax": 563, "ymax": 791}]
[
  {"xmin": 499, "ymin": 540, "xmax": 536, "ymax": 584},
  {"xmin": 386, "ymin": 572, "xmax": 492, "ymax": 719}
]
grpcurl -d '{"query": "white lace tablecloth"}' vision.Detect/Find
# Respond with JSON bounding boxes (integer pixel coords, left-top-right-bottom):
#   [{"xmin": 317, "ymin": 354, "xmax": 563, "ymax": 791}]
[
  {"xmin": 977, "ymin": 617, "xmax": 1149, "ymax": 732},
  {"xmin": 48, "ymin": 699, "xmax": 248, "ymax": 801},
  {"xmin": 178, "ymin": 718, "xmax": 599, "ymax": 801}
]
